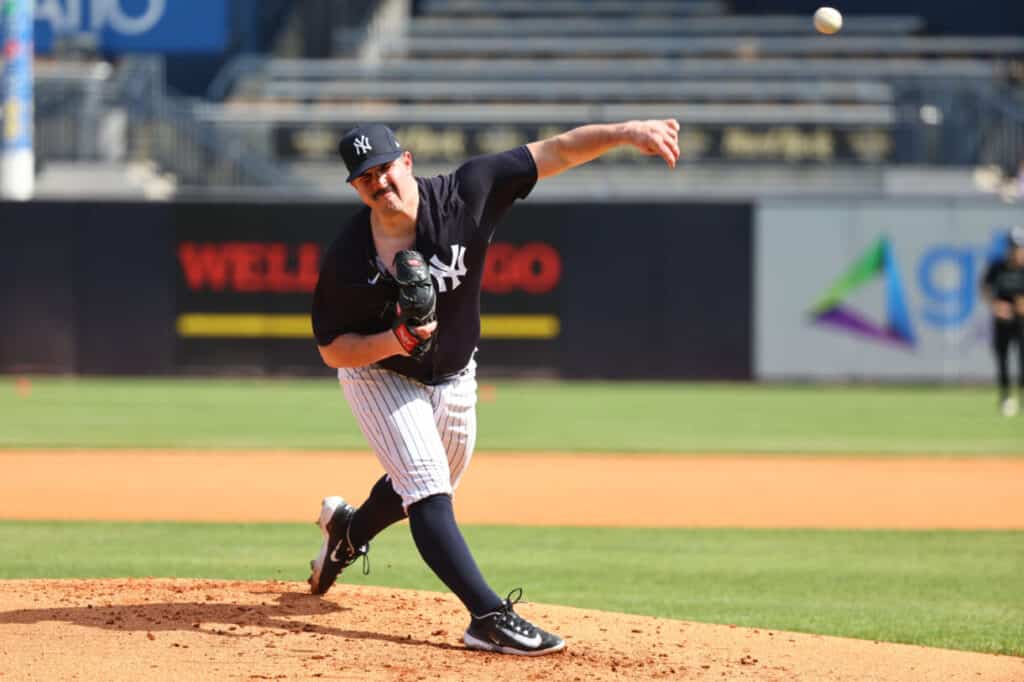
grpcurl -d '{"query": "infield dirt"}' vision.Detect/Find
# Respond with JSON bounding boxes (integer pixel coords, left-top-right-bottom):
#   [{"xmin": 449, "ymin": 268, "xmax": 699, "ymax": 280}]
[
  {"xmin": 2, "ymin": 450, "xmax": 1023, "ymax": 527},
  {"xmin": 1, "ymin": 579, "xmax": 1021, "ymax": 681},
  {"xmin": 0, "ymin": 450, "xmax": 1022, "ymax": 680}
]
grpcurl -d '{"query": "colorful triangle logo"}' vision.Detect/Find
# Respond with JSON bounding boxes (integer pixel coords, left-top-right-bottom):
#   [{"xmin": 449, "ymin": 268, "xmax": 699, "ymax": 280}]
[{"xmin": 808, "ymin": 236, "xmax": 916, "ymax": 347}]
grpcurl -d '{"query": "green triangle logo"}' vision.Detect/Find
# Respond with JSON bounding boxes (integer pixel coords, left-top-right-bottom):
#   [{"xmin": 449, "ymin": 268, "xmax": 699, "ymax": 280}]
[{"xmin": 808, "ymin": 236, "xmax": 916, "ymax": 347}]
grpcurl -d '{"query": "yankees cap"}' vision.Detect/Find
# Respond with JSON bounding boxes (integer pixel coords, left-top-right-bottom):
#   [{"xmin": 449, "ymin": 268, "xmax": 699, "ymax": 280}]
[{"xmin": 339, "ymin": 124, "xmax": 404, "ymax": 182}]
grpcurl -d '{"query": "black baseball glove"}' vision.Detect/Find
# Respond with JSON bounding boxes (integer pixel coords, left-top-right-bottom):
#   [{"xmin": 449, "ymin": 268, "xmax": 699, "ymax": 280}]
[{"xmin": 391, "ymin": 250, "xmax": 437, "ymax": 358}]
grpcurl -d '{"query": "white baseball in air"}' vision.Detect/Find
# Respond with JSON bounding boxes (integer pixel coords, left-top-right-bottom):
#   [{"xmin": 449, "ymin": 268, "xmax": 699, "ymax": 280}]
[{"xmin": 813, "ymin": 7, "xmax": 843, "ymax": 35}]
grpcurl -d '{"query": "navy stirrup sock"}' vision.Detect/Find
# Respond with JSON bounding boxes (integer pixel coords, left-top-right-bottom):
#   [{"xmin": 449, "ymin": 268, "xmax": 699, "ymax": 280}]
[
  {"xmin": 408, "ymin": 493, "xmax": 503, "ymax": 616},
  {"xmin": 348, "ymin": 475, "xmax": 406, "ymax": 549}
]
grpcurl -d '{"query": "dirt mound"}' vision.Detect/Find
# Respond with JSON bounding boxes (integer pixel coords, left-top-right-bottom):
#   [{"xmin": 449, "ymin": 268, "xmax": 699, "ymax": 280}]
[{"xmin": 0, "ymin": 579, "xmax": 1019, "ymax": 681}]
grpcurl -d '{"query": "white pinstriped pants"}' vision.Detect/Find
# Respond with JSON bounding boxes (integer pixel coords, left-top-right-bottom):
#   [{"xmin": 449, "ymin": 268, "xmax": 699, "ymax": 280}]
[{"xmin": 338, "ymin": 359, "xmax": 478, "ymax": 509}]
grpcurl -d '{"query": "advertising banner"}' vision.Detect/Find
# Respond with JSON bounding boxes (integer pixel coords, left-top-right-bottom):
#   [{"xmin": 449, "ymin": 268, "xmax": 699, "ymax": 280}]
[
  {"xmin": 173, "ymin": 203, "xmax": 566, "ymax": 374},
  {"xmin": 1, "ymin": 200, "xmax": 754, "ymax": 379},
  {"xmin": 755, "ymin": 199, "xmax": 1023, "ymax": 381},
  {"xmin": 2, "ymin": 0, "xmax": 34, "ymax": 200},
  {"xmin": 275, "ymin": 123, "xmax": 895, "ymax": 166},
  {"xmin": 33, "ymin": 0, "xmax": 227, "ymax": 54}
]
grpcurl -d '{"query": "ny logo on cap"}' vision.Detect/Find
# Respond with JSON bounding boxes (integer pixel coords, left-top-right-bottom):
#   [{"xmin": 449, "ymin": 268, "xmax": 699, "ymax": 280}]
[{"xmin": 353, "ymin": 135, "xmax": 372, "ymax": 156}]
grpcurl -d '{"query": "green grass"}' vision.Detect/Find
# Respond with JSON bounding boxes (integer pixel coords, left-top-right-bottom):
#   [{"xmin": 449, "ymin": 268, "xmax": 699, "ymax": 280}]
[
  {"xmin": 1, "ymin": 376, "xmax": 1022, "ymax": 454},
  {"xmin": 3, "ymin": 378, "xmax": 1018, "ymax": 657},
  {"xmin": 0, "ymin": 521, "xmax": 1020, "ymax": 656}
]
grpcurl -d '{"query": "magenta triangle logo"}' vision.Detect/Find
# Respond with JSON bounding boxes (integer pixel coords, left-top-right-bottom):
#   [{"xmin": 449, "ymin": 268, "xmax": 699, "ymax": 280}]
[{"xmin": 808, "ymin": 236, "xmax": 916, "ymax": 347}]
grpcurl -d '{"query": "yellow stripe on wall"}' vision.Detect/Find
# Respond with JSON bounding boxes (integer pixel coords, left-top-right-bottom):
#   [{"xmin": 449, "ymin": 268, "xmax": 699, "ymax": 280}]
[
  {"xmin": 176, "ymin": 313, "xmax": 560, "ymax": 340},
  {"xmin": 479, "ymin": 314, "xmax": 560, "ymax": 339},
  {"xmin": 177, "ymin": 314, "xmax": 310, "ymax": 338}
]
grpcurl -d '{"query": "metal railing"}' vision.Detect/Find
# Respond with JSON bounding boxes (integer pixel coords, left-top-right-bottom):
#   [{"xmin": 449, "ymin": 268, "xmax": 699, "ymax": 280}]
[
  {"xmin": 971, "ymin": 88, "xmax": 1024, "ymax": 176},
  {"xmin": 115, "ymin": 58, "xmax": 299, "ymax": 189},
  {"xmin": 28, "ymin": 57, "xmax": 301, "ymax": 190},
  {"xmin": 33, "ymin": 62, "xmax": 114, "ymax": 161}
]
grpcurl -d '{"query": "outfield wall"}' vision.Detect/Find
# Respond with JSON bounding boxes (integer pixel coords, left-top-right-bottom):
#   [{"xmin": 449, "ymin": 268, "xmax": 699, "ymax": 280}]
[
  {"xmin": 1, "ymin": 200, "xmax": 752, "ymax": 379},
  {"xmin": 4, "ymin": 198, "xmax": 1018, "ymax": 381},
  {"xmin": 0, "ymin": 202, "xmax": 177, "ymax": 375},
  {"xmin": 756, "ymin": 198, "xmax": 1023, "ymax": 382}
]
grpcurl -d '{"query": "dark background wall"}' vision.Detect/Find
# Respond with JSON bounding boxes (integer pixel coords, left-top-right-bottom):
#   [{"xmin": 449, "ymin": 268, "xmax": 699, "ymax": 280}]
[
  {"xmin": 551, "ymin": 203, "xmax": 751, "ymax": 379},
  {"xmin": 1, "ymin": 200, "xmax": 752, "ymax": 379},
  {"xmin": 1, "ymin": 202, "xmax": 176, "ymax": 374}
]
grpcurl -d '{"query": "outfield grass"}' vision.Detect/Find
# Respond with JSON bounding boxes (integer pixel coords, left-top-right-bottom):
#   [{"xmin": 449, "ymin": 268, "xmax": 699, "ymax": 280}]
[
  {"xmin": 0, "ymin": 521, "xmax": 1020, "ymax": 656},
  {"xmin": 1, "ymin": 377, "xmax": 1021, "ymax": 454},
  {"xmin": 3, "ymin": 377, "xmax": 1020, "ymax": 657}
]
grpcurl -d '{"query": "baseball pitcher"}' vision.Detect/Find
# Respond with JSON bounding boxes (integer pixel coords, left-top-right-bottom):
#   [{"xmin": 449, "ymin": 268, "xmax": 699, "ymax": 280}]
[{"xmin": 309, "ymin": 119, "xmax": 680, "ymax": 655}]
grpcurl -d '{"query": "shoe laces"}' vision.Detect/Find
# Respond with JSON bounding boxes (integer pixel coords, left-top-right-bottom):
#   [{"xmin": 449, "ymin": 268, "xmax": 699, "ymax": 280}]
[{"xmin": 494, "ymin": 588, "xmax": 537, "ymax": 636}]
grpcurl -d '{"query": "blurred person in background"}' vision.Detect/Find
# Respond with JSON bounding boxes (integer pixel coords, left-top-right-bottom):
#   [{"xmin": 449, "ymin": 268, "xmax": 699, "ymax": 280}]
[{"xmin": 981, "ymin": 226, "xmax": 1024, "ymax": 416}]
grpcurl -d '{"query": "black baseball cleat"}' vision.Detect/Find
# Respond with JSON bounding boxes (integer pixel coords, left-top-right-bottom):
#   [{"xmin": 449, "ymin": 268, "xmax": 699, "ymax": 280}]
[
  {"xmin": 463, "ymin": 589, "xmax": 566, "ymax": 656},
  {"xmin": 308, "ymin": 496, "xmax": 368, "ymax": 595}
]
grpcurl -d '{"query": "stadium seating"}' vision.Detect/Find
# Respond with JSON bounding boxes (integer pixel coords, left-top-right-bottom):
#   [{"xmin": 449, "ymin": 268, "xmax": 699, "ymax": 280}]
[
  {"xmin": 253, "ymin": 79, "xmax": 896, "ymax": 105},
  {"xmin": 392, "ymin": 36, "xmax": 1024, "ymax": 59},
  {"xmin": 183, "ymin": 0, "xmax": 1024, "ymax": 197},
  {"xmin": 419, "ymin": 0, "xmax": 728, "ymax": 17},
  {"xmin": 407, "ymin": 15, "xmax": 927, "ymax": 37},
  {"xmin": 234, "ymin": 56, "xmax": 1004, "ymax": 82},
  {"xmin": 16, "ymin": 0, "xmax": 1021, "ymax": 197}
]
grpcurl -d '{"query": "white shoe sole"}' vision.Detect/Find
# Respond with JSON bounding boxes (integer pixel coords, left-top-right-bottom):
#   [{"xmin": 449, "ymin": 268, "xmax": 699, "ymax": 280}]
[
  {"xmin": 1001, "ymin": 398, "xmax": 1019, "ymax": 417},
  {"xmin": 309, "ymin": 495, "xmax": 345, "ymax": 594},
  {"xmin": 463, "ymin": 631, "xmax": 566, "ymax": 656}
]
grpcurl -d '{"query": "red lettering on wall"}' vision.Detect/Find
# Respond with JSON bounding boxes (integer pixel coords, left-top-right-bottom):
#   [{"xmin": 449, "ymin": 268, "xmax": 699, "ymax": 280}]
[
  {"xmin": 482, "ymin": 242, "xmax": 562, "ymax": 295},
  {"xmin": 178, "ymin": 241, "xmax": 322, "ymax": 293},
  {"xmin": 264, "ymin": 243, "xmax": 294, "ymax": 292},
  {"xmin": 516, "ymin": 243, "xmax": 562, "ymax": 294},
  {"xmin": 297, "ymin": 243, "xmax": 322, "ymax": 291},
  {"xmin": 229, "ymin": 242, "xmax": 265, "ymax": 292},
  {"xmin": 482, "ymin": 243, "xmax": 519, "ymax": 294},
  {"xmin": 178, "ymin": 242, "xmax": 230, "ymax": 291}
]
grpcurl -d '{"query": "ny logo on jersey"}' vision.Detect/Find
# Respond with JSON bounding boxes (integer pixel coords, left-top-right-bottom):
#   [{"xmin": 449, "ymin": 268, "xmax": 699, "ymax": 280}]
[
  {"xmin": 430, "ymin": 245, "xmax": 468, "ymax": 292},
  {"xmin": 352, "ymin": 135, "xmax": 372, "ymax": 156}
]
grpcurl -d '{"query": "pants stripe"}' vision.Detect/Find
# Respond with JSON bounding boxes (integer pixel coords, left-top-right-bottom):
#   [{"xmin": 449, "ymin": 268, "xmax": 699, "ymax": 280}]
[
  {"xmin": 343, "ymin": 374, "xmax": 416, "ymax": 497},
  {"xmin": 339, "ymin": 361, "xmax": 477, "ymax": 508}
]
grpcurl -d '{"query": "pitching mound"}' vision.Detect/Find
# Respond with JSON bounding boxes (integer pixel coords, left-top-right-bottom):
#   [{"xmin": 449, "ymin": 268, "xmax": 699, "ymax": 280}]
[{"xmin": 0, "ymin": 580, "xmax": 1019, "ymax": 681}]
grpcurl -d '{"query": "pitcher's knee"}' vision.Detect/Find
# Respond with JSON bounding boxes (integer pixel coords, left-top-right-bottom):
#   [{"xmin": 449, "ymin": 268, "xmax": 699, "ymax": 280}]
[{"xmin": 399, "ymin": 483, "xmax": 454, "ymax": 513}]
